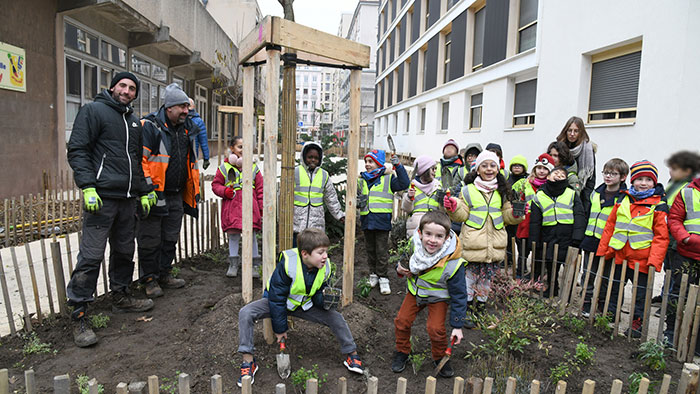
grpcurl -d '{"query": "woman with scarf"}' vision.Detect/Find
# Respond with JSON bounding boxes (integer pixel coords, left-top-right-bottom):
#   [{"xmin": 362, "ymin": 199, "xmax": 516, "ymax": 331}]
[
  {"xmin": 556, "ymin": 116, "xmax": 596, "ymax": 212},
  {"xmin": 529, "ymin": 166, "xmax": 587, "ymax": 296},
  {"xmin": 402, "ymin": 156, "xmax": 441, "ymax": 238},
  {"xmin": 443, "ymin": 151, "xmax": 523, "ymax": 312}
]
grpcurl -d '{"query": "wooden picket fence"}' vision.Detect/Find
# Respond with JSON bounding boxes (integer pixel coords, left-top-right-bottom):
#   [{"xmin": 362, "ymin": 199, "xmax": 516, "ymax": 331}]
[{"xmin": 3, "ymin": 363, "xmax": 699, "ymax": 394}]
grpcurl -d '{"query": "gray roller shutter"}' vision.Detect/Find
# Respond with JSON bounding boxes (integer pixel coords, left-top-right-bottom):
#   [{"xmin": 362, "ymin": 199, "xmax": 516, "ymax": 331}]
[
  {"xmin": 514, "ymin": 79, "xmax": 537, "ymax": 115},
  {"xmin": 397, "ymin": 64, "xmax": 404, "ymax": 103},
  {"xmin": 411, "ymin": 0, "xmax": 421, "ymax": 44},
  {"xmin": 449, "ymin": 9, "xmax": 467, "ymax": 81},
  {"xmin": 379, "ymin": 80, "xmax": 384, "ymax": 111},
  {"xmin": 428, "ymin": 0, "xmax": 441, "ymax": 28},
  {"xmin": 483, "ymin": 0, "xmax": 509, "ymax": 67},
  {"xmin": 409, "ymin": 52, "xmax": 418, "ymax": 97},
  {"xmin": 388, "ymin": 73, "xmax": 394, "ymax": 107},
  {"xmin": 399, "ymin": 15, "xmax": 407, "ymax": 55},
  {"xmin": 589, "ymin": 51, "xmax": 641, "ymax": 111},
  {"xmin": 424, "ymin": 35, "xmax": 439, "ymax": 91}
]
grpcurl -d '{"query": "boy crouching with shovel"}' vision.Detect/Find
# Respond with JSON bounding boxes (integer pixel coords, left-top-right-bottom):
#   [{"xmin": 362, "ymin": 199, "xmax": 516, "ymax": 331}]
[
  {"xmin": 393, "ymin": 211, "xmax": 468, "ymax": 378},
  {"xmin": 236, "ymin": 228, "xmax": 364, "ymax": 387}
]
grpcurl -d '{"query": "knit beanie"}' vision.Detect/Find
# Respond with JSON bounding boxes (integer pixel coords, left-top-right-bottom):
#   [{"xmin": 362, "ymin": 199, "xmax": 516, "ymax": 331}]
[
  {"xmin": 413, "ymin": 155, "xmax": 436, "ymax": 177},
  {"xmin": 364, "ymin": 149, "xmax": 386, "ymax": 167},
  {"xmin": 163, "ymin": 83, "xmax": 190, "ymax": 108},
  {"xmin": 630, "ymin": 160, "xmax": 659, "ymax": 184},
  {"xmin": 109, "ymin": 71, "xmax": 140, "ymax": 98},
  {"xmin": 509, "ymin": 154, "xmax": 528, "ymax": 172},
  {"xmin": 474, "ymin": 150, "xmax": 499, "ymax": 170},
  {"xmin": 485, "ymin": 143, "xmax": 503, "ymax": 155},
  {"xmin": 533, "ymin": 153, "xmax": 555, "ymax": 173},
  {"xmin": 442, "ymin": 139, "xmax": 459, "ymax": 154}
]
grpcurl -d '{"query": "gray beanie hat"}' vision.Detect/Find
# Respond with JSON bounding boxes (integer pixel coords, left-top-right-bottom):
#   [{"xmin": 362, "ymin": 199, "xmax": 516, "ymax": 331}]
[{"xmin": 163, "ymin": 83, "xmax": 189, "ymax": 108}]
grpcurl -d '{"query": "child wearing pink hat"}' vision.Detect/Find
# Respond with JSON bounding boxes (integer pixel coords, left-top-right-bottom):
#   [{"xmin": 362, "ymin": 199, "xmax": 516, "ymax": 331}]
[{"xmin": 402, "ymin": 156, "xmax": 439, "ymax": 237}]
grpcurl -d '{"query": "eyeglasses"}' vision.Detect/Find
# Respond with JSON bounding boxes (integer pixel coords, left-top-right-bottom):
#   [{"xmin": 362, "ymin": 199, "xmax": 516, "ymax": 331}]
[{"xmin": 602, "ymin": 171, "xmax": 620, "ymax": 177}]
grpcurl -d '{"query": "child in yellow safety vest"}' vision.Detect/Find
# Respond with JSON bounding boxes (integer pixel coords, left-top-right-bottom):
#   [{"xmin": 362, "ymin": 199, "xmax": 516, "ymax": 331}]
[
  {"xmin": 402, "ymin": 155, "xmax": 441, "ymax": 237},
  {"xmin": 597, "ymin": 160, "xmax": 669, "ymax": 338},
  {"xmin": 443, "ymin": 150, "xmax": 523, "ymax": 311},
  {"xmin": 236, "ymin": 228, "xmax": 364, "ymax": 386},
  {"xmin": 580, "ymin": 158, "xmax": 629, "ymax": 317},
  {"xmin": 529, "ymin": 167, "xmax": 586, "ymax": 297},
  {"xmin": 505, "ymin": 154, "xmax": 529, "ymax": 275}
]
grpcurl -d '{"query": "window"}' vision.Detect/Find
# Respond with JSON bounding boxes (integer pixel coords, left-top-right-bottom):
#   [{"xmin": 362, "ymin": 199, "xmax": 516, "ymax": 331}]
[
  {"xmin": 420, "ymin": 107, "xmax": 426, "ymax": 133},
  {"xmin": 312, "ymin": 75, "xmax": 317, "ymax": 83},
  {"xmin": 469, "ymin": 93, "xmax": 483, "ymax": 130},
  {"xmin": 421, "ymin": 46, "xmax": 428, "ymax": 92},
  {"xmin": 325, "ymin": 74, "xmax": 331, "ymax": 81},
  {"xmin": 472, "ymin": 7, "xmax": 485, "ymax": 71},
  {"xmin": 312, "ymin": 88, "xmax": 317, "ymax": 96},
  {"xmin": 324, "ymin": 93, "xmax": 330, "ymax": 101},
  {"xmin": 303, "ymin": 101, "xmax": 308, "ymax": 109},
  {"xmin": 172, "ymin": 75, "xmax": 184, "ymax": 89},
  {"xmin": 518, "ymin": 0, "xmax": 538, "ymax": 53},
  {"xmin": 513, "ymin": 79, "xmax": 537, "ymax": 127},
  {"xmin": 443, "ymin": 32, "xmax": 451, "ymax": 83},
  {"xmin": 424, "ymin": 0, "xmax": 430, "ymax": 32},
  {"xmin": 304, "ymin": 75, "xmax": 309, "ymax": 83},
  {"xmin": 296, "ymin": 101, "xmax": 299, "ymax": 108},
  {"xmin": 131, "ymin": 55, "xmax": 151, "ymax": 77},
  {"xmin": 441, "ymin": 101, "xmax": 450, "ymax": 131},
  {"xmin": 152, "ymin": 64, "xmax": 167, "ymax": 82},
  {"xmin": 303, "ymin": 88, "xmax": 308, "ymax": 95},
  {"xmin": 325, "ymin": 83, "xmax": 330, "ymax": 90},
  {"xmin": 404, "ymin": 112, "xmax": 410, "ymax": 134},
  {"xmin": 100, "ymin": 41, "xmax": 126, "ymax": 67},
  {"xmin": 588, "ymin": 42, "xmax": 642, "ymax": 123},
  {"xmin": 302, "ymin": 114, "xmax": 308, "ymax": 122},
  {"xmin": 65, "ymin": 23, "xmax": 98, "ymax": 57}
]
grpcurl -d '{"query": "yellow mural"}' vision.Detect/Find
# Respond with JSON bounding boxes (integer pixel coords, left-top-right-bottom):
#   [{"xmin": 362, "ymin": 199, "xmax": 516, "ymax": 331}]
[{"xmin": 0, "ymin": 41, "xmax": 26, "ymax": 92}]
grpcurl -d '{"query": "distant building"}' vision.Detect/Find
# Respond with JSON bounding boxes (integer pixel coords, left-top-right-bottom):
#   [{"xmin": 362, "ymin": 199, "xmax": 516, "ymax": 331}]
[{"xmin": 296, "ymin": 66, "xmax": 334, "ymax": 137}]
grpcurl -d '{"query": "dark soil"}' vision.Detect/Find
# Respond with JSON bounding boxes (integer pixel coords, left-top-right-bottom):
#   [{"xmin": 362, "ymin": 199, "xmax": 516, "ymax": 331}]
[{"xmin": 0, "ymin": 232, "xmax": 687, "ymax": 393}]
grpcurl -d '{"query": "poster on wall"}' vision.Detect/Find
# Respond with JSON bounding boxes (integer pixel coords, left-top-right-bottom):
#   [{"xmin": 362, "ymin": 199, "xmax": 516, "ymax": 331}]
[{"xmin": 0, "ymin": 41, "xmax": 26, "ymax": 92}]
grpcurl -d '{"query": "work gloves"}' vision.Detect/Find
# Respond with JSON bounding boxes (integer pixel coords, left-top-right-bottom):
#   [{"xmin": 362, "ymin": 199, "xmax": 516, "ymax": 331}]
[
  {"xmin": 357, "ymin": 194, "xmax": 369, "ymax": 210},
  {"xmin": 390, "ymin": 155, "xmax": 401, "ymax": 166},
  {"xmin": 224, "ymin": 187, "xmax": 235, "ymax": 200},
  {"xmin": 140, "ymin": 191, "xmax": 158, "ymax": 216},
  {"xmin": 443, "ymin": 196, "xmax": 458, "ymax": 213},
  {"xmin": 82, "ymin": 188, "xmax": 102, "ymax": 213},
  {"xmin": 202, "ymin": 159, "xmax": 210, "ymax": 170}
]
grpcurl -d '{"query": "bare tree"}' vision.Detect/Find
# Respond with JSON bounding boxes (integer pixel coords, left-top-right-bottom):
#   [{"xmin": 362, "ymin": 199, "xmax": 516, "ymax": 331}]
[{"xmin": 278, "ymin": 0, "xmax": 295, "ymax": 21}]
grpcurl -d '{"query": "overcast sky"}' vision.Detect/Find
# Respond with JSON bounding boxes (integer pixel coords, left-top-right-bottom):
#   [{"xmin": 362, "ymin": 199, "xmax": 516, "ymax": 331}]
[{"xmin": 257, "ymin": 0, "xmax": 361, "ymax": 35}]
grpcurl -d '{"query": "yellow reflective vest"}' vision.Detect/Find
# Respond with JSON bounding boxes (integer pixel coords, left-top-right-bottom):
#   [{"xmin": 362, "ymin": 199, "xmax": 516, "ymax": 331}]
[
  {"xmin": 532, "ymin": 188, "xmax": 575, "ymax": 226},
  {"xmin": 407, "ymin": 257, "xmax": 464, "ymax": 301},
  {"xmin": 585, "ymin": 190, "xmax": 616, "ymax": 239},
  {"xmin": 359, "ymin": 174, "xmax": 393, "ymax": 215},
  {"xmin": 218, "ymin": 162, "xmax": 260, "ymax": 190},
  {"xmin": 266, "ymin": 249, "xmax": 330, "ymax": 311},
  {"xmin": 609, "ymin": 196, "xmax": 655, "ymax": 250},
  {"xmin": 681, "ymin": 187, "xmax": 700, "ymax": 235},
  {"xmin": 413, "ymin": 188, "xmax": 440, "ymax": 213},
  {"xmin": 294, "ymin": 166, "xmax": 329, "ymax": 207},
  {"xmin": 460, "ymin": 184, "xmax": 504, "ymax": 230}
]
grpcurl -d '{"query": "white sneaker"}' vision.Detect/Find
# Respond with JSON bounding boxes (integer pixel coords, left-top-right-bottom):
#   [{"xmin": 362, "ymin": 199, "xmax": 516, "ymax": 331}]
[
  {"xmin": 369, "ymin": 274, "xmax": 379, "ymax": 288},
  {"xmin": 379, "ymin": 277, "xmax": 391, "ymax": 295}
]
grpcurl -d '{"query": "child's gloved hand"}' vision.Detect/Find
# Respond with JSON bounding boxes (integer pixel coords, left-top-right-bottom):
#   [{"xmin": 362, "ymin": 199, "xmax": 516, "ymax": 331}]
[
  {"xmin": 407, "ymin": 185, "xmax": 416, "ymax": 200},
  {"xmin": 224, "ymin": 187, "xmax": 235, "ymax": 199},
  {"xmin": 443, "ymin": 196, "xmax": 458, "ymax": 212},
  {"xmin": 390, "ymin": 155, "xmax": 401, "ymax": 166}
]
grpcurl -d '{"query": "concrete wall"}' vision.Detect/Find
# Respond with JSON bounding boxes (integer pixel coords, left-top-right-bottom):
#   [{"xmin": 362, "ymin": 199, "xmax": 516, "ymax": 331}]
[
  {"xmin": 0, "ymin": 0, "xmax": 58, "ymax": 198},
  {"xmin": 205, "ymin": 0, "xmax": 262, "ymax": 45}
]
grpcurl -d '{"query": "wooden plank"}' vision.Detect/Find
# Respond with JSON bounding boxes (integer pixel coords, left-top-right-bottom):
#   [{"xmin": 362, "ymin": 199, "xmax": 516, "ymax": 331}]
[
  {"xmin": 637, "ymin": 378, "xmax": 650, "ymax": 394},
  {"xmin": 531, "ymin": 241, "xmax": 537, "ymax": 282},
  {"xmin": 189, "ymin": 211, "xmax": 195, "ymax": 257},
  {"xmin": 54, "ymin": 374, "xmax": 70, "ymax": 394},
  {"xmin": 0, "ymin": 253, "xmax": 16, "ymax": 335},
  {"xmin": 505, "ymin": 377, "xmax": 516, "ymax": 394},
  {"xmin": 178, "ymin": 373, "xmax": 190, "ymax": 394},
  {"xmin": 688, "ymin": 306, "xmax": 700, "ymax": 362},
  {"xmin": 195, "ymin": 202, "xmax": 200, "ymax": 255},
  {"xmin": 50, "ymin": 241, "xmax": 68, "ymax": 314},
  {"xmin": 424, "ymin": 376, "xmax": 437, "ymax": 394},
  {"xmin": 581, "ymin": 379, "xmax": 595, "ymax": 394},
  {"xmin": 306, "ymin": 378, "xmax": 318, "ymax": 394},
  {"xmin": 609, "ymin": 379, "xmax": 623, "ymax": 394},
  {"xmin": 613, "ymin": 261, "xmax": 628, "ymax": 335},
  {"xmin": 453, "ymin": 376, "xmax": 465, "ymax": 394},
  {"xmin": 367, "ymin": 376, "xmax": 378, "ymax": 394},
  {"xmin": 602, "ymin": 260, "xmax": 617, "ymax": 320},
  {"xmin": 276, "ymin": 383, "xmax": 286, "ymax": 394},
  {"xmin": 241, "ymin": 65, "xmax": 255, "ymax": 304},
  {"xmin": 100, "ymin": 258, "xmax": 108, "ymax": 296},
  {"xmin": 554, "ymin": 380, "xmax": 566, "ymax": 394},
  {"xmin": 25, "ymin": 369, "xmax": 36, "ymax": 394},
  {"xmin": 395, "ymin": 377, "xmax": 407, "ymax": 394},
  {"xmin": 11, "ymin": 198, "xmax": 17, "ymax": 245},
  {"xmin": 560, "ymin": 250, "xmax": 580, "ymax": 315},
  {"xmin": 238, "ymin": 15, "xmax": 273, "ymax": 64},
  {"xmin": 40, "ymin": 237, "xmax": 55, "ymax": 315},
  {"xmin": 483, "ymin": 377, "xmax": 494, "ymax": 394},
  {"xmin": 278, "ymin": 59, "xmax": 295, "ymax": 257},
  {"xmin": 342, "ymin": 69, "xmax": 362, "ymax": 306},
  {"xmin": 0, "ymin": 369, "xmax": 7, "ymax": 394},
  {"xmin": 20, "ymin": 195, "xmax": 25, "ymax": 243},
  {"xmin": 10, "ymin": 247, "xmax": 32, "ymax": 331},
  {"xmin": 641, "ymin": 269, "xmax": 656, "ymax": 340},
  {"xmin": 628, "ymin": 262, "xmax": 641, "ymax": 341},
  {"xmin": 521, "ymin": 238, "xmax": 526, "ymax": 280},
  {"xmin": 676, "ymin": 363, "xmax": 699, "ymax": 394},
  {"xmin": 529, "ymin": 380, "xmax": 540, "ymax": 394},
  {"xmin": 659, "ymin": 374, "xmax": 671, "ymax": 394},
  {"xmin": 116, "ymin": 382, "xmax": 128, "ymax": 394},
  {"xmin": 674, "ymin": 273, "xmax": 690, "ymax": 349},
  {"xmin": 657, "ymin": 270, "xmax": 673, "ymax": 343},
  {"xmin": 540, "ymin": 242, "xmax": 547, "ymax": 299},
  {"xmin": 510, "ymin": 237, "xmax": 517, "ymax": 279},
  {"xmin": 64, "ymin": 235, "xmax": 73, "ymax": 276},
  {"xmin": 678, "ymin": 285, "xmax": 699, "ymax": 360},
  {"xmin": 209, "ymin": 374, "xmax": 222, "ymax": 394},
  {"xmin": 147, "ymin": 375, "xmax": 159, "ymax": 394},
  {"xmin": 549, "ymin": 243, "xmax": 558, "ymax": 301},
  {"xmin": 579, "ymin": 253, "xmax": 594, "ymax": 313},
  {"xmin": 3, "ymin": 199, "xmax": 8, "ymax": 247},
  {"xmin": 24, "ymin": 242, "xmax": 42, "ymax": 323},
  {"xmin": 218, "ymin": 105, "xmax": 244, "ymax": 114},
  {"xmin": 465, "ymin": 377, "xmax": 480, "ymax": 394}
]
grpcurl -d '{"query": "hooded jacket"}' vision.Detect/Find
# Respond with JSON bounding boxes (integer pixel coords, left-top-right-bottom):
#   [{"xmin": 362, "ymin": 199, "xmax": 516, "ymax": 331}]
[
  {"xmin": 211, "ymin": 156, "xmax": 264, "ymax": 232},
  {"xmin": 668, "ymin": 178, "xmax": 700, "ymax": 261},
  {"xmin": 596, "ymin": 185, "xmax": 669, "ymax": 273},
  {"xmin": 293, "ymin": 142, "xmax": 345, "ymax": 233},
  {"xmin": 67, "ymin": 90, "xmax": 150, "ymax": 198},
  {"xmin": 187, "ymin": 109, "xmax": 210, "ymax": 160}
]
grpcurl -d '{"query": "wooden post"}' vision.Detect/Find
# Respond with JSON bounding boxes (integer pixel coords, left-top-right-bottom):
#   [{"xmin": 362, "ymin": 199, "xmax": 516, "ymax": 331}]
[
  {"xmin": 100, "ymin": 258, "xmax": 108, "ymax": 296},
  {"xmin": 531, "ymin": 241, "xmax": 537, "ymax": 282},
  {"xmin": 677, "ymin": 285, "xmax": 699, "ymax": 360},
  {"xmin": 540, "ymin": 241, "xmax": 547, "ymax": 299},
  {"xmin": 11, "ymin": 198, "xmax": 17, "ymax": 245},
  {"xmin": 342, "ymin": 69, "xmax": 361, "ymax": 306},
  {"xmin": 54, "ymin": 374, "xmax": 70, "ymax": 394},
  {"xmin": 0, "ymin": 253, "xmax": 16, "ymax": 335},
  {"xmin": 24, "ymin": 242, "xmax": 42, "ymax": 323},
  {"xmin": 637, "ymin": 377, "xmax": 650, "ymax": 394},
  {"xmin": 529, "ymin": 380, "xmax": 540, "ymax": 394},
  {"xmin": 116, "ymin": 383, "xmax": 128, "ymax": 394},
  {"xmin": 261, "ymin": 47, "xmax": 281, "ymax": 344},
  {"xmin": 453, "ymin": 376, "xmax": 466, "ymax": 394},
  {"xmin": 367, "ymin": 376, "xmax": 378, "ymax": 394},
  {"xmin": 241, "ymin": 65, "xmax": 255, "ymax": 304},
  {"xmin": 676, "ymin": 363, "xmax": 699, "ymax": 394},
  {"xmin": 88, "ymin": 379, "xmax": 99, "ymax": 394},
  {"xmin": 581, "ymin": 380, "xmax": 595, "ymax": 394},
  {"xmin": 10, "ymin": 247, "xmax": 32, "ymax": 331},
  {"xmin": 276, "ymin": 383, "xmax": 286, "ymax": 394},
  {"xmin": 278, "ymin": 52, "xmax": 296, "ymax": 255},
  {"xmin": 40, "ymin": 237, "xmax": 55, "ymax": 315},
  {"xmin": 25, "ymin": 369, "xmax": 36, "ymax": 394},
  {"xmin": 613, "ymin": 261, "xmax": 628, "ymax": 335},
  {"xmin": 560, "ymin": 251, "xmax": 580, "ymax": 315},
  {"xmin": 20, "ymin": 195, "xmax": 25, "ymax": 243},
  {"xmin": 306, "ymin": 378, "xmax": 318, "ymax": 394},
  {"xmin": 510, "ymin": 237, "xmax": 517, "ymax": 279},
  {"xmin": 658, "ymin": 270, "xmax": 673, "ymax": 343},
  {"xmin": 628, "ymin": 262, "xmax": 641, "ymax": 341},
  {"xmin": 50, "ymin": 241, "xmax": 68, "ymax": 314},
  {"xmin": 549, "ymin": 243, "xmax": 558, "ymax": 301},
  {"xmin": 209, "ymin": 375, "xmax": 222, "ymax": 394},
  {"xmin": 178, "ymin": 373, "xmax": 190, "ymax": 394},
  {"xmin": 189, "ymin": 213, "xmax": 195, "ymax": 257},
  {"xmin": 687, "ymin": 306, "xmax": 700, "ymax": 362},
  {"xmin": 337, "ymin": 376, "xmax": 347, "ymax": 394},
  {"xmin": 674, "ymin": 274, "xmax": 690, "ymax": 349},
  {"xmin": 554, "ymin": 380, "xmax": 566, "ymax": 394},
  {"xmin": 602, "ymin": 260, "xmax": 617, "ymax": 320},
  {"xmin": 505, "ymin": 377, "xmax": 517, "ymax": 394},
  {"xmin": 424, "ymin": 376, "xmax": 437, "ymax": 394},
  {"xmin": 3, "ymin": 199, "xmax": 8, "ymax": 247},
  {"xmin": 641, "ymin": 269, "xmax": 656, "ymax": 340},
  {"xmin": 609, "ymin": 379, "xmax": 623, "ymax": 394},
  {"xmin": 395, "ymin": 377, "xmax": 407, "ymax": 394},
  {"xmin": 147, "ymin": 376, "xmax": 159, "ymax": 394},
  {"xmin": 465, "ymin": 377, "xmax": 480, "ymax": 394},
  {"xmin": 520, "ymin": 238, "xmax": 526, "ymax": 279},
  {"xmin": 659, "ymin": 374, "xmax": 671, "ymax": 394},
  {"xmin": 0, "ymin": 369, "xmax": 7, "ymax": 394},
  {"xmin": 64, "ymin": 234, "xmax": 73, "ymax": 275},
  {"xmin": 183, "ymin": 214, "xmax": 189, "ymax": 259},
  {"xmin": 257, "ymin": 116, "xmax": 264, "ymax": 161},
  {"xmin": 483, "ymin": 377, "xmax": 494, "ymax": 394},
  {"xmin": 217, "ymin": 111, "xmax": 223, "ymax": 167},
  {"xmin": 579, "ymin": 253, "xmax": 594, "ymax": 313}
]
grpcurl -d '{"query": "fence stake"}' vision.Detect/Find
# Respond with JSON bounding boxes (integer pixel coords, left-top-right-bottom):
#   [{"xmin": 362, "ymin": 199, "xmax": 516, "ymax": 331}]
[
  {"xmin": 116, "ymin": 383, "xmax": 128, "ymax": 394},
  {"xmin": 10, "ymin": 247, "xmax": 32, "ymax": 331},
  {"xmin": 581, "ymin": 379, "xmax": 595, "ymax": 394},
  {"xmin": 659, "ymin": 374, "xmax": 671, "ymax": 394},
  {"xmin": 40, "ymin": 237, "xmax": 55, "ymax": 315},
  {"xmin": 529, "ymin": 380, "xmax": 540, "ymax": 394},
  {"xmin": 183, "ymin": 214, "xmax": 189, "ymax": 259},
  {"xmin": 609, "ymin": 379, "xmax": 623, "ymax": 394},
  {"xmin": 100, "ymin": 258, "xmax": 108, "ymax": 296},
  {"xmin": 678, "ymin": 285, "xmax": 699, "ymax": 360},
  {"xmin": 3, "ymin": 199, "xmax": 9, "ymax": 247},
  {"xmin": 554, "ymin": 380, "xmax": 566, "ymax": 394},
  {"xmin": 613, "ymin": 261, "xmax": 628, "ymax": 335},
  {"xmin": 540, "ymin": 242, "xmax": 547, "ymax": 299},
  {"xmin": 520, "ymin": 238, "xmax": 526, "ymax": 280},
  {"xmin": 178, "ymin": 373, "xmax": 190, "ymax": 394},
  {"xmin": 559, "ymin": 249, "xmax": 580, "ymax": 315},
  {"xmin": 658, "ymin": 270, "xmax": 673, "ymax": 343},
  {"xmin": 465, "ymin": 377, "xmax": 479, "ymax": 394},
  {"xmin": 676, "ymin": 363, "xmax": 699, "ymax": 394},
  {"xmin": 602, "ymin": 259, "xmax": 617, "ymax": 320},
  {"xmin": 510, "ymin": 237, "xmax": 517, "ymax": 279},
  {"xmin": 306, "ymin": 378, "xmax": 318, "ymax": 394},
  {"xmin": 88, "ymin": 378, "xmax": 99, "ymax": 394},
  {"xmin": 627, "ymin": 262, "xmax": 641, "ymax": 341},
  {"xmin": 25, "ymin": 369, "xmax": 36, "ymax": 394},
  {"xmin": 367, "ymin": 376, "xmax": 378, "ymax": 394},
  {"xmin": 0, "ymin": 369, "xmax": 8, "ymax": 394},
  {"xmin": 424, "ymin": 376, "xmax": 437, "ymax": 394},
  {"xmin": 11, "ymin": 198, "xmax": 17, "ymax": 245},
  {"xmin": 0, "ymin": 254, "xmax": 17, "ymax": 335},
  {"xmin": 24, "ymin": 242, "xmax": 42, "ymax": 323},
  {"xmin": 147, "ymin": 375, "xmax": 159, "ymax": 394},
  {"xmin": 20, "ymin": 195, "xmax": 25, "ymax": 243},
  {"xmin": 483, "ymin": 377, "xmax": 494, "ymax": 394},
  {"xmin": 395, "ymin": 377, "xmax": 407, "ymax": 394},
  {"xmin": 531, "ymin": 242, "xmax": 537, "ymax": 283},
  {"xmin": 196, "ymin": 203, "xmax": 201, "ymax": 255},
  {"xmin": 687, "ymin": 306, "xmax": 700, "ymax": 363},
  {"xmin": 453, "ymin": 377, "xmax": 465, "ymax": 394},
  {"xmin": 589, "ymin": 257, "xmax": 605, "ymax": 324},
  {"xmin": 505, "ymin": 377, "xmax": 517, "ymax": 394},
  {"xmin": 550, "ymin": 244, "xmax": 558, "ymax": 302},
  {"xmin": 64, "ymin": 234, "xmax": 73, "ymax": 274},
  {"xmin": 189, "ymin": 211, "xmax": 195, "ymax": 256},
  {"xmin": 641, "ymin": 268, "xmax": 656, "ymax": 340},
  {"xmin": 638, "ymin": 377, "xmax": 650, "ymax": 394},
  {"xmin": 276, "ymin": 383, "xmax": 286, "ymax": 394},
  {"xmin": 210, "ymin": 374, "xmax": 222, "ymax": 394},
  {"xmin": 674, "ymin": 274, "xmax": 690, "ymax": 349},
  {"xmin": 54, "ymin": 374, "xmax": 70, "ymax": 394},
  {"xmin": 50, "ymin": 241, "xmax": 68, "ymax": 314}
]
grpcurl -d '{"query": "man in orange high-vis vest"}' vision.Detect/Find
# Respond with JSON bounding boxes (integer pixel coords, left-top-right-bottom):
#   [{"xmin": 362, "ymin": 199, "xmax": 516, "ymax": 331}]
[{"xmin": 138, "ymin": 83, "xmax": 200, "ymax": 298}]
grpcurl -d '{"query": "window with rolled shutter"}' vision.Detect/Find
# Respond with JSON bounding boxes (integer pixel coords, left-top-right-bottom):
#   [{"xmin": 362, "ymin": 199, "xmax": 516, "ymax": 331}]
[
  {"xmin": 588, "ymin": 43, "xmax": 641, "ymax": 123},
  {"xmin": 513, "ymin": 79, "xmax": 537, "ymax": 127}
]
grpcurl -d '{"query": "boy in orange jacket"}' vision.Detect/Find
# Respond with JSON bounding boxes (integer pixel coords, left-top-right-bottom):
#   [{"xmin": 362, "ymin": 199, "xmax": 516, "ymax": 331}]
[{"xmin": 596, "ymin": 160, "xmax": 669, "ymax": 338}]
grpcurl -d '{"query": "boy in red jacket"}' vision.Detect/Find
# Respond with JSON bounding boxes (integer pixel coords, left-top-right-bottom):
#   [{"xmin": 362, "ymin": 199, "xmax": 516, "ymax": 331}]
[
  {"xmin": 597, "ymin": 160, "xmax": 669, "ymax": 338},
  {"xmin": 666, "ymin": 175, "xmax": 700, "ymax": 350}
]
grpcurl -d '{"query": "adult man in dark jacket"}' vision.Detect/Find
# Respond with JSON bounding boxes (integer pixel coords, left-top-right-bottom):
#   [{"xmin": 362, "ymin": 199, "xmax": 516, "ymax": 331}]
[
  {"xmin": 138, "ymin": 83, "xmax": 200, "ymax": 298},
  {"xmin": 66, "ymin": 72, "xmax": 156, "ymax": 347},
  {"xmin": 188, "ymin": 98, "xmax": 210, "ymax": 170}
]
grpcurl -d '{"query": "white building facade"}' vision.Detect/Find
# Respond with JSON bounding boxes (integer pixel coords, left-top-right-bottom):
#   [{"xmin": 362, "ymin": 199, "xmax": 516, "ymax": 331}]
[
  {"xmin": 296, "ymin": 66, "xmax": 334, "ymax": 135},
  {"xmin": 374, "ymin": 0, "xmax": 700, "ymax": 176}
]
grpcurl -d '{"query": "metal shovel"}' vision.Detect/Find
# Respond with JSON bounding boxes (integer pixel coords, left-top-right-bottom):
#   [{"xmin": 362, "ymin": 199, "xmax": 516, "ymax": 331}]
[{"xmin": 276, "ymin": 338, "xmax": 291, "ymax": 379}]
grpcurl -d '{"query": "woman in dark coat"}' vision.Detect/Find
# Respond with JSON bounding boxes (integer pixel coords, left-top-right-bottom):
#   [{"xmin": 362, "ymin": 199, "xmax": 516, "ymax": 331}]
[{"xmin": 556, "ymin": 116, "xmax": 596, "ymax": 212}]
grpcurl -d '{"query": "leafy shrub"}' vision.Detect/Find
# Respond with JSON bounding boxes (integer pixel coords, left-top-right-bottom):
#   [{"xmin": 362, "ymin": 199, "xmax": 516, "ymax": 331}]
[
  {"xmin": 574, "ymin": 337, "xmax": 595, "ymax": 364},
  {"xmin": 638, "ymin": 341, "xmax": 666, "ymax": 371},
  {"xmin": 560, "ymin": 315, "xmax": 586, "ymax": 335},
  {"xmin": 89, "ymin": 313, "xmax": 110, "ymax": 329},
  {"xmin": 22, "ymin": 332, "xmax": 55, "ymax": 356},
  {"xmin": 357, "ymin": 277, "xmax": 372, "ymax": 298},
  {"xmin": 291, "ymin": 364, "xmax": 327, "ymax": 391},
  {"xmin": 76, "ymin": 375, "xmax": 104, "ymax": 394}
]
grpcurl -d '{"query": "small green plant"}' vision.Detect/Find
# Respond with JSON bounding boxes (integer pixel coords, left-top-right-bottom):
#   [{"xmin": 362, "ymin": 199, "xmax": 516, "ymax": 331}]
[
  {"xmin": 407, "ymin": 335, "xmax": 428, "ymax": 375},
  {"xmin": 594, "ymin": 313, "xmax": 613, "ymax": 334},
  {"xmin": 574, "ymin": 337, "xmax": 595, "ymax": 365},
  {"xmin": 159, "ymin": 371, "xmax": 181, "ymax": 394},
  {"xmin": 560, "ymin": 315, "xmax": 586, "ymax": 335},
  {"xmin": 22, "ymin": 332, "xmax": 55, "ymax": 356},
  {"xmin": 171, "ymin": 266, "xmax": 181, "ymax": 278},
  {"xmin": 388, "ymin": 238, "xmax": 412, "ymax": 268},
  {"xmin": 357, "ymin": 277, "xmax": 372, "ymax": 298},
  {"xmin": 76, "ymin": 374, "xmax": 104, "ymax": 394},
  {"xmin": 638, "ymin": 340, "xmax": 666, "ymax": 371},
  {"xmin": 549, "ymin": 361, "xmax": 573, "ymax": 385},
  {"xmin": 628, "ymin": 372, "xmax": 654, "ymax": 394},
  {"xmin": 290, "ymin": 364, "xmax": 327, "ymax": 391},
  {"xmin": 89, "ymin": 313, "xmax": 110, "ymax": 329}
]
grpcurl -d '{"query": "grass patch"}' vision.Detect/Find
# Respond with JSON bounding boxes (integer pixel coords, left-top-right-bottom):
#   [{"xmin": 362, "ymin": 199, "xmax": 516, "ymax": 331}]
[{"xmin": 22, "ymin": 332, "xmax": 56, "ymax": 356}]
